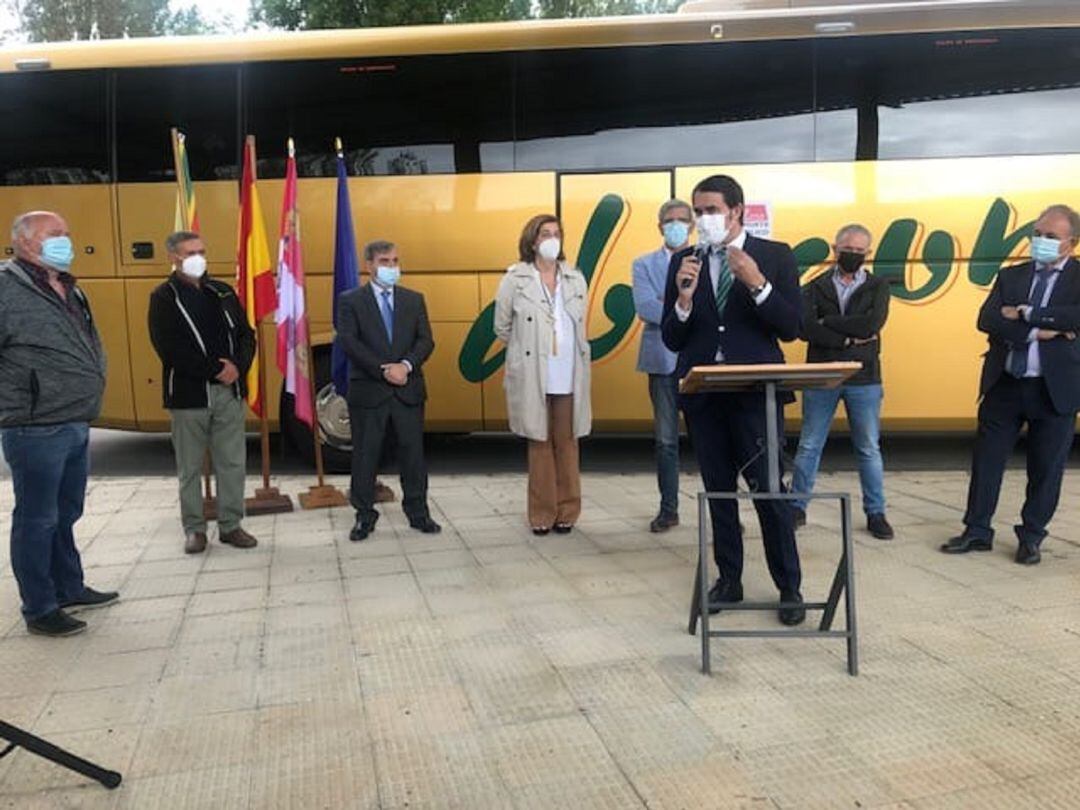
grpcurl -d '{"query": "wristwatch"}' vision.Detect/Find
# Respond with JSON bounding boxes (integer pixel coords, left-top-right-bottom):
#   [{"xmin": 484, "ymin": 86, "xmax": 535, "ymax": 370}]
[{"xmin": 749, "ymin": 282, "xmax": 767, "ymax": 297}]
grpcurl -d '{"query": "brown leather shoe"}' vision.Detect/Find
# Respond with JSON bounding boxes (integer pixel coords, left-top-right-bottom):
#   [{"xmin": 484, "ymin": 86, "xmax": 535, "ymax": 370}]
[
  {"xmin": 184, "ymin": 531, "xmax": 208, "ymax": 554},
  {"xmin": 220, "ymin": 527, "xmax": 258, "ymax": 549},
  {"xmin": 374, "ymin": 481, "xmax": 395, "ymax": 503}
]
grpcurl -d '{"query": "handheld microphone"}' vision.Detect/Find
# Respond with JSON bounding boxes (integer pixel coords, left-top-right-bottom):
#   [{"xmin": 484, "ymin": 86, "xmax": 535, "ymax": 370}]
[{"xmin": 680, "ymin": 245, "xmax": 709, "ymax": 290}]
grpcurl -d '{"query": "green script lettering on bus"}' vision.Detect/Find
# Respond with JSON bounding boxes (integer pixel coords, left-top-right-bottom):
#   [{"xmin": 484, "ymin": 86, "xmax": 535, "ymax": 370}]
[{"xmin": 457, "ymin": 196, "xmax": 1033, "ymax": 384}]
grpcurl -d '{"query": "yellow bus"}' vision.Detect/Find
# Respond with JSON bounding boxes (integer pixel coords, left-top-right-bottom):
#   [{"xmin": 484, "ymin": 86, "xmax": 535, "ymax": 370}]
[{"xmin": 2, "ymin": 0, "xmax": 1079, "ymax": 468}]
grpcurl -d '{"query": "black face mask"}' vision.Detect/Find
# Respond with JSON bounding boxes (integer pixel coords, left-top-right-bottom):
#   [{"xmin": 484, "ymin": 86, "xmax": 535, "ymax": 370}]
[{"xmin": 836, "ymin": 250, "xmax": 865, "ymax": 275}]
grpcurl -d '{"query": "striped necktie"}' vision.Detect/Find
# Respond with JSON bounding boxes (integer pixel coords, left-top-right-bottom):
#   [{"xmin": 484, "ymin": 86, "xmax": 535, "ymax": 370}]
[{"xmin": 715, "ymin": 248, "xmax": 733, "ymax": 316}]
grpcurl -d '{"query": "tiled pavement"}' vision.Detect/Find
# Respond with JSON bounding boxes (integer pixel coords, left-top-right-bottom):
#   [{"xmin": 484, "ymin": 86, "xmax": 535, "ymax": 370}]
[{"xmin": 0, "ymin": 468, "xmax": 1079, "ymax": 809}]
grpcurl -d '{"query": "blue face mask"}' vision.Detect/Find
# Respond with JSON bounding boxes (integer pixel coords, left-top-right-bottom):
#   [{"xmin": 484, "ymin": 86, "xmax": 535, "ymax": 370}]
[
  {"xmin": 40, "ymin": 235, "xmax": 74, "ymax": 273},
  {"xmin": 662, "ymin": 220, "xmax": 690, "ymax": 250},
  {"xmin": 375, "ymin": 265, "xmax": 400, "ymax": 287},
  {"xmin": 1031, "ymin": 235, "xmax": 1062, "ymax": 266}
]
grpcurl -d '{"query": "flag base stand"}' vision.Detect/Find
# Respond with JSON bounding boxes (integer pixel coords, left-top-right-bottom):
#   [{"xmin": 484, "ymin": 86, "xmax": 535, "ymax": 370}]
[
  {"xmin": 202, "ymin": 497, "xmax": 218, "ymax": 521},
  {"xmin": 245, "ymin": 487, "xmax": 295, "ymax": 516},
  {"xmin": 375, "ymin": 481, "xmax": 397, "ymax": 503},
  {"xmin": 299, "ymin": 485, "xmax": 349, "ymax": 510}
]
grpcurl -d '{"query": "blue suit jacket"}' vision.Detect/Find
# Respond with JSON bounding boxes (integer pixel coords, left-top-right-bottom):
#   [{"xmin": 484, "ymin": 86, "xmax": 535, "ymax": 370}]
[
  {"xmin": 632, "ymin": 246, "xmax": 679, "ymax": 375},
  {"xmin": 660, "ymin": 234, "xmax": 802, "ymax": 408},
  {"xmin": 977, "ymin": 257, "xmax": 1080, "ymax": 415}
]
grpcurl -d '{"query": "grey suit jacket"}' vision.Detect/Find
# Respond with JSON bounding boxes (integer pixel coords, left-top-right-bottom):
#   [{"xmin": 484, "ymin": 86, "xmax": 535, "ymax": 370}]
[{"xmin": 336, "ymin": 283, "xmax": 434, "ymax": 408}]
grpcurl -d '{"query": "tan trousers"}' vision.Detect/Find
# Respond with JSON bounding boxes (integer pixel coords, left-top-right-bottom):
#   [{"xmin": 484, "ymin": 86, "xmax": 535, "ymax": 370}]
[{"xmin": 527, "ymin": 394, "xmax": 581, "ymax": 529}]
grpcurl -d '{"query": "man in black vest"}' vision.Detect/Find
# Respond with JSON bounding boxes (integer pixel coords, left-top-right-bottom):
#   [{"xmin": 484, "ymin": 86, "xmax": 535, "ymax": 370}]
[
  {"xmin": 148, "ymin": 231, "xmax": 258, "ymax": 555},
  {"xmin": 792, "ymin": 224, "xmax": 894, "ymax": 540},
  {"xmin": 943, "ymin": 204, "xmax": 1080, "ymax": 565},
  {"xmin": 337, "ymin": 241, "xmax": 439, "ymax": 542}
]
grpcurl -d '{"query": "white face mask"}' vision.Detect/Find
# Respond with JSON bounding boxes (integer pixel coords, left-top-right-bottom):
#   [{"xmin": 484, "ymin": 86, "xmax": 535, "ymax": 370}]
[
  {"xmin": 537, "ymin": 237, "xmax": 561, "ymax": 262},
  {"xmin": 179, "ymin": 254, "xmax": 207, "ymax": 279},
  {"xmin": 696, "ymin": 213, "xmax": 732, "ymax": 246}
]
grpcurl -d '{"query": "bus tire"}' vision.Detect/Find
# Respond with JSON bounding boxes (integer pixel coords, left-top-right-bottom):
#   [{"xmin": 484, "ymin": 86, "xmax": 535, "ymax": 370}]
[{"xmin": 279, "ymin": 347, "xmax": 352, "ymax": 474}]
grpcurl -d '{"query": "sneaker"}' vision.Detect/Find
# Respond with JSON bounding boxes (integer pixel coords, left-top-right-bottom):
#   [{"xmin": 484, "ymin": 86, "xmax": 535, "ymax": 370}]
[
  {"xmin": 60, "ymin": 587, "xmax": 119, "ymax": 613},
  {"xmin": 27, "ymin": 609, "xmax": 87, "ymax": 637},
  {"xmin": 867, "ymin": 513, "xmax": 894, "ymax": 540}
]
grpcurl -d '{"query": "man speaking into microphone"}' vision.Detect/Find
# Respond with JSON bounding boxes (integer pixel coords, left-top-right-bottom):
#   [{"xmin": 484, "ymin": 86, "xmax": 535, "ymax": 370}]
[{"xmin": 661, "ymin": 174, "xmax": 804, "ymax": 625}]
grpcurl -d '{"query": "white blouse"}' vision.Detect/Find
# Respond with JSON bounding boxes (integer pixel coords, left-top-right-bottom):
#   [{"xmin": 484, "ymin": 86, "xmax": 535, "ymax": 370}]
[{"xmin": 537, "ymin": 269, "xmax": 576, "ymax": 395}]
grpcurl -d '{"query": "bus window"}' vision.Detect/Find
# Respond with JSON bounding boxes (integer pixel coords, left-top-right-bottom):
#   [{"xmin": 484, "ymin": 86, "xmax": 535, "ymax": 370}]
[
  {"xmin": 116, "ymin": 65, "xmax": 240, "ymax": 182},
  {"xmin": 513, "ymin": 41, "xmax": 815, "ymax": 172},
  {"xmin": 0, "ymin": 71, "xmax": 109, "ymax": 186},
  {"xmin": 244, "ymin": 54, "xmax": 514, "ymax": 178},
  {"xmin": 816, "ymin": 28, "xmax": 1080, "ymax": 162}
]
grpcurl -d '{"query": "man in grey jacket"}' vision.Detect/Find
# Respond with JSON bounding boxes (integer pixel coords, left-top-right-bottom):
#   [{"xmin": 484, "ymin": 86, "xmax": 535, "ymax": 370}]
[{"xmin": 0, "ymin": 211, "xmax": 118, "ymax": 637}]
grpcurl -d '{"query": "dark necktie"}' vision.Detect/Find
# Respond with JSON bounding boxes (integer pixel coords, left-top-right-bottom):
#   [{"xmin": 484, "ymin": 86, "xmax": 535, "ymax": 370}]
[
  {"xmin": 715, "ymin": 248, "xmax": 733, "ymax": 316},
  {"xmin": 1008, "ymin": 267, "xmax": 1053, "ymax": 377},
  {"xmin": 379, "ymin": 290, "xmax": 394, "ymax": 342}
]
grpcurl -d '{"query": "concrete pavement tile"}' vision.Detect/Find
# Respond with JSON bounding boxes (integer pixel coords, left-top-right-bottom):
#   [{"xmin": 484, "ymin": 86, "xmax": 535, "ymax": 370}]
[
  {"xmin": 342, "ymin": 555, "xmax": 410, "ymax": 578},
  {"xmin": 463, "ymin": 669, "xmax": 577, "ymax": 726},
  {"xmin": 374, "ymin": 731, "xmax": 510, "ymax": 809},
  {"xmin": 536, "ymin": 625, "xmax": 639, "ymax": 668},
  {"xmin": 261, "ymin": 627, "xmax": 354, "ymax": 670},
  {"xmin": 256, "ymin": 663, "xmax": 360, "ymax": 708},
  {"xmin": 267, "ymin": 578, "xmax": 344, "ymax": 607},
  {"xmin": 629, "ymin": 754, "xmax": 772, "ymax": 810},
  {"xmin": 59, "ymin": 648, "xmax": 168, "ymax": 692},
  {"xmin": 114, "ymin": 764, "xmax": 253, "ymax": 810},
  {"xmin": 129, "ymin": 710, "xmax": 257, "ymax": 777},
  {"xmin": 365, "ymin": 685, "xmax": 478, "ymax": 740},
  {"xmin": 560, "ymin": 659, "xmax": 679, "ymax": 711},
  {"xmin": 186, "ymin": 586, "xmax": 266, "ymax": 616},
  {"xmin": 193, "ymin": 567, "xmax": 269, "ymax": 594},
  {"xmin": 175, "ymin": 609, "xmax": 263, "ymax": 645},
  {"xmin": 0, "ymin": 787, "xmax": 119, "ymax": 809},
  {"xmin": 358, "ymin": 647, "xmax": 460, "ymax": 697},
  {"xmin": 149, "ymin": 670, "xmax": 258, "ymax": 721},
  {"xmin": 37, "ymin": 685, "xmax": 153, "ymax": 734},
  {"xmin": 909, "ymin": 780, "xmax": 1049, "ymax": 809},
  {"xmin": 353, "ymin": 616, "xmax": 445, "ymax": 654},
  {"xmin": 163, "ymin": 638, "xmax": 260, "ymax": 678}
]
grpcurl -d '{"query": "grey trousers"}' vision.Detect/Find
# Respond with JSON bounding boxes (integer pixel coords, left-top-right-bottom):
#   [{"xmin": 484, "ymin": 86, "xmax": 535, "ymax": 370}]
[{"xmin": 170, "ymin": 385, "xmax": 247, "ymax": 533}]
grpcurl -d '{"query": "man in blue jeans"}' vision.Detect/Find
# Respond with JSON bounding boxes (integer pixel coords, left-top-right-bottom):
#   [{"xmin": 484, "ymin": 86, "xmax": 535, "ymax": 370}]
[
  {"xmin": 0, "ymin": 211, "xmax": 118, "ymax": 637},
  {"xmin": 792, "ymin": 224, "xmax": 894, "ymax": 540},
  {"xmin": 632, "ymin": 199, "xmax": 694, "ymax": 531}
]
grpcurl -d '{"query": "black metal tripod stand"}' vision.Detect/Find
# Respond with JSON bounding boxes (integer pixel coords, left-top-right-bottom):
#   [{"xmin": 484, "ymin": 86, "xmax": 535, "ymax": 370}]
[{"xmin": 0, "ymin": 721, "xmax": 122, "ymax": 789}]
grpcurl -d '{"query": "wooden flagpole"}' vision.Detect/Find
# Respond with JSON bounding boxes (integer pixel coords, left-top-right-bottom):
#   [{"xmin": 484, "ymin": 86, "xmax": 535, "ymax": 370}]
[
  {"xmin": 241, "ymin": 134, "xmax": 292, "ymax": 516},
  {"xmin": 299, "ymin": 345, "xmax": 347, "ymax": 509}
]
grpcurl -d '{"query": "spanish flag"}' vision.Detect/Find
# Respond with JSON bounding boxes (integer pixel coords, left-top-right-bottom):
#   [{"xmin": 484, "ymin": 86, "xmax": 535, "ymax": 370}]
[{"xmin": 236, "ymin": 135, "xmax": 277, "ymax": 416}]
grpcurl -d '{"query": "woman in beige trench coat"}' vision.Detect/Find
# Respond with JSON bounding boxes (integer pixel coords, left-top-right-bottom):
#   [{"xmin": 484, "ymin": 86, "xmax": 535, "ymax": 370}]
[{"xmin": 494, "ymin": 214, "xmax": 592, "ymax": 534}]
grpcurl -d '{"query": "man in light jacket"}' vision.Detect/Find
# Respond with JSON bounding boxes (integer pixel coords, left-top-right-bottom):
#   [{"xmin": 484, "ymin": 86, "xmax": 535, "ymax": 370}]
[
  {"xmin": 0, "ymin": 211, "xmax": 117, "ymax": 637},
  {"xmin": 632, "ymin": 199, "xmax": 693, "ymax": 532}
]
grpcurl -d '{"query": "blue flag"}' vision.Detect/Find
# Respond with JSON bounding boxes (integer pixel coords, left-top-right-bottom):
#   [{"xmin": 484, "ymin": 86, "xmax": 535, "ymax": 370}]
[{"xmin": 331, "ymin": 149, "xmax": 359, "ymax": 397}]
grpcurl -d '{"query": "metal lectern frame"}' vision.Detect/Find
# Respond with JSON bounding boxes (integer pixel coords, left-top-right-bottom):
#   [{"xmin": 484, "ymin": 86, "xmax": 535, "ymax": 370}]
[
  {"xmin": 0, "ymin": 721, "xmax": 122, "ymax": 789},
  {"xmin": 681, "ymin": 363, "xmax": 861, "ymax": 676}
]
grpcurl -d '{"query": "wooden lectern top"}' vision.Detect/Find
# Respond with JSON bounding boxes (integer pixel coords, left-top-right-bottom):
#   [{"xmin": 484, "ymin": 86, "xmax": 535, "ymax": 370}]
[{"xmin": 679, "ymin": 362, "xmax": 862, "ymax": 394}]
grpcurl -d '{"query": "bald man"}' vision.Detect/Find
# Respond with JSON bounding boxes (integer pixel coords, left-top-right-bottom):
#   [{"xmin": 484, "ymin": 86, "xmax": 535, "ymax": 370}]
[{"xmin": 0, "ymin": 211, "xmax": 117, "ymax": 637}]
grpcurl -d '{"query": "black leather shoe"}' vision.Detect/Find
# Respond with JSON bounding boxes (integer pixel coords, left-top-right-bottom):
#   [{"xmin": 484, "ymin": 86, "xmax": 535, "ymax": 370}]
[
  {"xmin": 778, "ymin": 590, "xmax": 806, "ymax": 626},
  {"xmin": 409, "ymin": 516, "xmax": 442, "ymax": 534},
  {"xmin": 27, "ymin": 609, "xmax": 86, "ymax": 637},
  {"xmin": 867, "ymin": 513, "xmax": 894, "ymax": 540},
  {"xmin": 940, "ymin": 535, "xmax": 992, "ymax": 554},
  {"xmin": 552, "ymin": 523, "xmax": 573, "ymax": 534},
  {"xmin": 60, "ymin": 587, "xmax": 119, "ymax": 613},
  {"xmin": 350, "ymin": 513, "xmax": 378, "ymax": 542},
  {"xmin": 649, "ymin": 513, "xmax": 679, "ymax": 533},
  {"xmin": 1015, "ymin": 543, "xmax": 1041, "ymax": 565},
  {"xmin": 532, "ymin": 526, "xmax": 550, "ymax": 536},
  {"xmin": 706, "ymin": 579, "xmax": 743, "ymax": 615},
  {"xmin": 791, "ymin": 507, "xmax": 806, "ymax": 529}
]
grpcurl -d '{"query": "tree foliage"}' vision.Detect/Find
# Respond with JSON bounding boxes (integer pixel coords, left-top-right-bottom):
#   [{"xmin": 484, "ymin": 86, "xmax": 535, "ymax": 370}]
[
  {"xmin": 250, "ymin": 0, "xmax": 678, "ymax": 31},
  {"xmin": 11, "ymin": 0, "xmax": 215, "ymax": 42}
]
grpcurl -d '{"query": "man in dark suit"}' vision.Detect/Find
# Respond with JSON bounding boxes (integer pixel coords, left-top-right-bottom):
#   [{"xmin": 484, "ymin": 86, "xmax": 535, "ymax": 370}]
[
  {"xmin": 661, "ymin": 174, "xmax": 804, "ymax": 625},
  {"xmin": 943, "ymin": 204, "xmax": 1080, "ymax": 565},
  {"xmin": 337, "ymin": 240, "xmax": 440, "ymax": 541}
]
